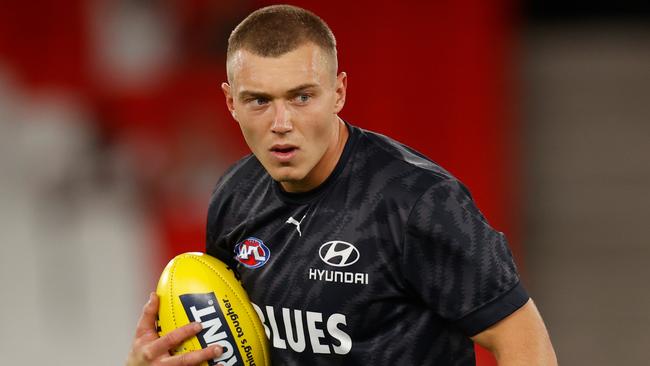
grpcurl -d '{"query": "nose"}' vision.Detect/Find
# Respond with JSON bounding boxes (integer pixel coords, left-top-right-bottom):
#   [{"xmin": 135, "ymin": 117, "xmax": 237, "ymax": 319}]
[{"xmin": 271, "ymin": 102, "xmax": 292, "ymax": 134}]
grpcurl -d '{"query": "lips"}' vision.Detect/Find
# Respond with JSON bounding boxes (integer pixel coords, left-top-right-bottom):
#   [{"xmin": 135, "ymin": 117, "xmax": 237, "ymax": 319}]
[{"xmin": 270, "ymin": 144, "xmax": 298, "ymax": 162}]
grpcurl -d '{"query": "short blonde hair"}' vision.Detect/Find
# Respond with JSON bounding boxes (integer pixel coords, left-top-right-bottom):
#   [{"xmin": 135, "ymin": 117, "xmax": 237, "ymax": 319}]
[{"xmin": 226, "ymin": 5, "xmax": 338, "ymax": 80}]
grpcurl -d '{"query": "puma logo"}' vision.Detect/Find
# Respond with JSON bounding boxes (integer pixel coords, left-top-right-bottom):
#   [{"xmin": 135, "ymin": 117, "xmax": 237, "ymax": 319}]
[{"xmin": 286, "ymin": 214, "xmax": 306, "ymax": 236}]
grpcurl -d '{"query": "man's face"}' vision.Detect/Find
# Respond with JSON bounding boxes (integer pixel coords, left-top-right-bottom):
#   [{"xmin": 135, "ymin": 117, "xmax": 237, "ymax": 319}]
[{"xmin": 222, "ymin": 43, "xmax": 347, "ymax": 192}]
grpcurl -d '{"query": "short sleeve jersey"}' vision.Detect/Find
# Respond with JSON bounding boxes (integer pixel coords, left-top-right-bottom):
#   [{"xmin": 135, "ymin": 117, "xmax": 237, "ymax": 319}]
[{"xmin": 206, "ymin": 123, "xmax": 529, "ymax": 365}]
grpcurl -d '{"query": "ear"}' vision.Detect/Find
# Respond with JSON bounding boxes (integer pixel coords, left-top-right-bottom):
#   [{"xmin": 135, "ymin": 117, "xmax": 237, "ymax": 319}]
[
  {"xmin": 221, "ymin": 82, "xmax": 238, "ymax": 121},
  {"xmin": 333, "ymin": 72, "xmax": 347, "ymax": 114}
]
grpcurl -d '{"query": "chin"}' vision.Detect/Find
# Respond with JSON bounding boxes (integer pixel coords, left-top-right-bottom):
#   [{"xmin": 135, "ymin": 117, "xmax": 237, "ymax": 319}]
[
  {"xmin": 269, "ymin": 168, "xmax": 305, "ymax": 183},
  {"xmin": 274, "ymin": 174, "xmax": 305, "ymax": 184}
]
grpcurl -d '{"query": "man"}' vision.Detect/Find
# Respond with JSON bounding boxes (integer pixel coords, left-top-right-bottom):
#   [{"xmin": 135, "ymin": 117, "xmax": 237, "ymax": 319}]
[{"xmin": 127, "ymin": 4, "xmax": 557, "ymax": 366}]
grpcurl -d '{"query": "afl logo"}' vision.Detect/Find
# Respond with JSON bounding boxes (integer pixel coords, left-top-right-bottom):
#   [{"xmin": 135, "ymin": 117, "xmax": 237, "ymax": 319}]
[
  {"xmin": 319, "ymin": 241, "xmax": 360, "ymax": 267},
  {"xmin": 234, "ymin": 237, "xmax": 270, "ymax": 269}
]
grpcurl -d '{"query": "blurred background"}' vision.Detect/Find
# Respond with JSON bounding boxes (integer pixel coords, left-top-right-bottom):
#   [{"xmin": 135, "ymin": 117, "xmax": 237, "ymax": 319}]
[{"xmin": 0, "ymin": 0, "xmax": 648, "ymax": 365}]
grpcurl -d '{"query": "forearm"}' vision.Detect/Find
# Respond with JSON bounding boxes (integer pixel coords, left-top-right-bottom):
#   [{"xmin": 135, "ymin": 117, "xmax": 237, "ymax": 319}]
[
  {"xmin": 490, "ymin": 334, "xmax": 557, "ymax": 366},
  {"xmin": 472, "ymin": 299, "xmax": 557, "ymax": 366}
]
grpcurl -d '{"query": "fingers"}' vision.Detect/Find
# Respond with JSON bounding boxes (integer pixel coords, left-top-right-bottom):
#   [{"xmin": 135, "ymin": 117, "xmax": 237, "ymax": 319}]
[
  {"xmin": 145, "ymin": 322, "xmax": 203, "ymax": 359},
  {"xmin": 129, "ymin": 293, "xmax": 224, "ymax": 366},
  {"xmin": 135, "ymin": 292, "xmax": 159, "ymax": 338},
  {"xmin": 161, "ymin": 345, "xmax": 223, "ymax": 366}
]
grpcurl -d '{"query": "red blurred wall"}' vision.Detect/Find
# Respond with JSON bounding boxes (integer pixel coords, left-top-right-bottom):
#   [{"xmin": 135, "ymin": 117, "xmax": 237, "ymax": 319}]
[{"xmin": 0, "ymin": 1, "xmax": 519, "ymax": 364}]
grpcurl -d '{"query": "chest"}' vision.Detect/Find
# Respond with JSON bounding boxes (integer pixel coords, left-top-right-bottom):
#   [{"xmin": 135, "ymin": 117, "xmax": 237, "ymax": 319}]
[
  {"xmin": 225, "ymin": 199, "xmax": 411, "ymax": 356},
  {"xmin": 231, "ymin": 196, "xmax": 410, "ymax": 309}
]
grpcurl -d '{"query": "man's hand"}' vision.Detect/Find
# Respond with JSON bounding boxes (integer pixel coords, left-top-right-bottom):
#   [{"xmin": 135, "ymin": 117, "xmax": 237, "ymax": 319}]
[{"xmin": 126, "ymin": 292, "xmax": 223, "ymax": 366}]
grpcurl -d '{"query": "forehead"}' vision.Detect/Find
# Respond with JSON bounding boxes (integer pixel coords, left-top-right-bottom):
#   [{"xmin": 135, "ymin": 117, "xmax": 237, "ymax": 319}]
[{"xmin": 229, "ymin": 44, "xmax": 332, "ymax": 95}]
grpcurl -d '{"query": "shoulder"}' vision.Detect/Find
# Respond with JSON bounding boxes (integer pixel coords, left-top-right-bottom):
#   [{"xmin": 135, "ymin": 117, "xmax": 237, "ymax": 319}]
[
  {"xmin": 205, "ymin": 154, "xmax": 270, "ymax": 249},
  {"xmin": 208, "ymin": 154, "xmax": 266, "ymax": 210},
  {"xmin": 358, "ymin": 128, "xmax": 451, "ymax": 179},
  {"xmin": 351, "ymin": 125, "xmax": 459, "ymax": 199}
]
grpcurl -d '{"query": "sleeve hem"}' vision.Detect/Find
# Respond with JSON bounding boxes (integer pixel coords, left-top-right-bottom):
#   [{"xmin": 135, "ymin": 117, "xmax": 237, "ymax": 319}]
[{"xmin": 454, "ymin": 281, "xmax": 530, "ymax": 337}]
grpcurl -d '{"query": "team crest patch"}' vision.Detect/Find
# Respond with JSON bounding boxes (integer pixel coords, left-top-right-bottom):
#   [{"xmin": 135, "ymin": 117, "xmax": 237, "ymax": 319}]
[{"xmin": 234, "ymin": 237, "xmax": 271, "ymax": 269}]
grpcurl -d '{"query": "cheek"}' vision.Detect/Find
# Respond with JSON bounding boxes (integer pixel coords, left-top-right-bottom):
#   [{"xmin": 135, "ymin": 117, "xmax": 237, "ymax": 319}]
[
  {"xmin": 236, "ymin": 111, "xmax": 265, "ymax": 135},
  {"xmin": 304, "ymin": 119, "xmax": 335, "ymax": 155},
  {"xmin": 237, "ymin": 122, "xmax": 264, "ymax": 153}
]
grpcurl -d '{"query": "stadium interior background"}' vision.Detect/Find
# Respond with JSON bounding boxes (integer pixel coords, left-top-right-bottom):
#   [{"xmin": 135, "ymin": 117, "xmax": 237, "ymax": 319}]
[{"xmin": 1, "ymin": 0, "xmax": 648, "ymax": 365}]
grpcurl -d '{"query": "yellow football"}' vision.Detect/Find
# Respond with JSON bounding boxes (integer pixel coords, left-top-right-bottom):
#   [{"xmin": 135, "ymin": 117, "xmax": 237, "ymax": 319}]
[{"xmin": 156, "ymin": 252, "xmax": 270, "ymax": 366}]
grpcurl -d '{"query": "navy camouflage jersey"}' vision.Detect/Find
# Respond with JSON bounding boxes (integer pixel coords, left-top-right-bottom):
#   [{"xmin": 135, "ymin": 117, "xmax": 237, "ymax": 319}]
[{"xmin": 206, "ymin": 123, "xmax": 528, "ymax": 365}]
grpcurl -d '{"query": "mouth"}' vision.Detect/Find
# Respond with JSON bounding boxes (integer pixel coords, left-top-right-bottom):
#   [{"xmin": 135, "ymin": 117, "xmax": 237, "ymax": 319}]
[{"xmin": 270, "ymin": 144, "xmax": 298, "ymax": 162}]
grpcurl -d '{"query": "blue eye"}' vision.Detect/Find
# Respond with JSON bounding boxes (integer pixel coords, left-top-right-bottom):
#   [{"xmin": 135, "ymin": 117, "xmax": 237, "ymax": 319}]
[
  {"xmin": 255, "ymin": 98, "xmax": 269, "ymax": 106},
  {"xmin": 295, "ymin": 94, "xmax": 311, "ymax": 103}
]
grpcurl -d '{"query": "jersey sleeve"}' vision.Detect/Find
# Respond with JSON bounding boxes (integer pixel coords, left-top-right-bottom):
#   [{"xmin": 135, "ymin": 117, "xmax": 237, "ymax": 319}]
[
  {"xmin": 401, "ymin": 179, "xmax": 529, "ymax": 336},
  {"xmin": 205, "ymin": 166, "xmax": 242, "ymax": 269},
  {"xmin": 205, "ymin": 192, "xmax": 236, "ymax": 267}
]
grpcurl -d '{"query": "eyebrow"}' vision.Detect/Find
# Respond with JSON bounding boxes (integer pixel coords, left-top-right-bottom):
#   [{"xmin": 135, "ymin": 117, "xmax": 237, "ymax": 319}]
[
  {"xmin": 238, "ymin": 90, "xmax": 273, "ymax": 100},
  {"xmin": 285, "ymin": 83, "xmax": 319, "ymax": 95},
  {"xmin": 237, "ymin": 83, "xmax": 320, "ymax": 100}
]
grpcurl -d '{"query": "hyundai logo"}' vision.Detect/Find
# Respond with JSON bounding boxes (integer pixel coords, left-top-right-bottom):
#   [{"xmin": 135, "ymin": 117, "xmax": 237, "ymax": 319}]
[{"xmin": 319, "ymin": 241, "xmax": 360, "ymax": 267}]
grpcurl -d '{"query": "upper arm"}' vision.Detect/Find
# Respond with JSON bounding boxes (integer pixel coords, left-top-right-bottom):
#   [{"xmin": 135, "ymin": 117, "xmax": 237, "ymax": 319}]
[
  {"xmin": 402, "ymin": 179, "xmax": 527, "ymax": 333},
  {"xmin": 471, "ymin": 299, "xmax": 557, "ymax": 366}
]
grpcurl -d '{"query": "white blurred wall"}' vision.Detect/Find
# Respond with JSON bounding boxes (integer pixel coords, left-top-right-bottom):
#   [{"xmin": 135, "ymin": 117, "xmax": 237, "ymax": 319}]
[{"xmin": 0, "ymin": 72, "xmax": 156, "ymax": 365}]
